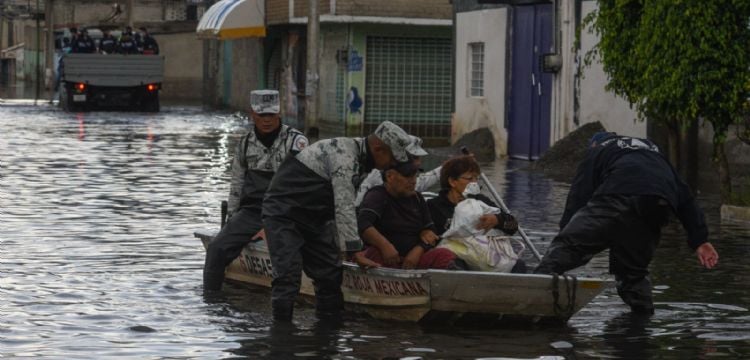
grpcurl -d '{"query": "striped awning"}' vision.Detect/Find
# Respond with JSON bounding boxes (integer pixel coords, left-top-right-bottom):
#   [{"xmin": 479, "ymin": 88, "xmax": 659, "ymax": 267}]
[{"xmin": 196, "ymin": 0, "xmax": 266, "ymax": 40}]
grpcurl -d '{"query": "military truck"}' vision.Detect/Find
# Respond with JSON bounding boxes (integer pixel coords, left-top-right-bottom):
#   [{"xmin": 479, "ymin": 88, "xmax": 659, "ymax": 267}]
[{"xmin": 59, "ymin": 53, "xmax": 164, "ymax": 112}]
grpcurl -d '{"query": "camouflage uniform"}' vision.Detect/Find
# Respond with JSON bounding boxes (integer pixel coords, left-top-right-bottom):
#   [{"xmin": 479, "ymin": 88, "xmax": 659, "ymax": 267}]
[
  {"xmin": 204, "ymin": 90, "xmax": 308, "ymax": 292},
  {"xmin": 262, "ymin": 121, "xmax": 425, "ymax": 321}
]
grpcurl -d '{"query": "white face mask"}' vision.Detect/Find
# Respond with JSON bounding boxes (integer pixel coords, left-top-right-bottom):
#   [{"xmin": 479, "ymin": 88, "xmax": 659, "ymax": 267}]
[{"xmin": 462, "ymin": 181, "xmax": 481, "ymax": 197}]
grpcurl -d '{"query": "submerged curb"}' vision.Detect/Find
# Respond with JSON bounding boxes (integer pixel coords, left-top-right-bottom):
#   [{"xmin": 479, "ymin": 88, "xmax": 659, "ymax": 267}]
[{"xmin": 720, "ymin": 204, "xmax": 750, "ymax": 223}]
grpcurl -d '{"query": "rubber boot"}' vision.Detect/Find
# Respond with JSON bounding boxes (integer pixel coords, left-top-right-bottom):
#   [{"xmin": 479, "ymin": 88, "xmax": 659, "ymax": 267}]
[{"xmin": 272, "ymin": 301, "xmax": 294, "ymax": 322}]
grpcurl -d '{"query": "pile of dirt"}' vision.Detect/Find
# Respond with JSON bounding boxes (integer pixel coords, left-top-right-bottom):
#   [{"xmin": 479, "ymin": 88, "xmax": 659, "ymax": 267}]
[
  {"xmin": 452, "ymin": 128, "xmax": 496, "ymax": 162},
  {"xmin": 532, "ymin": 121, "xmax": 606, "ymax": 183}
]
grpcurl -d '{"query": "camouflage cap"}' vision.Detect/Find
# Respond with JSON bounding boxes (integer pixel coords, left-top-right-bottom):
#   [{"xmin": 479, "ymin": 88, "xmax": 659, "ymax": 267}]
[
  {"xmin": 373, "ymin": 121, "xmax": 427, "ymax": 162},
  {"xmin": 408, "ymin": 135, "xmax": 429, "ymax": 157},
  {"xmin": 250, "ymin": 90, "xmax": 280, "ymax": 114}
]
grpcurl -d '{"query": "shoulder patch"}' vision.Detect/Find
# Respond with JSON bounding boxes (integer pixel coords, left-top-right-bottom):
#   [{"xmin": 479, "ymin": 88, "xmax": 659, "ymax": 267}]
[{"xmin": 292, "ymin": 134, "xmax": 309, "ymax": 152}]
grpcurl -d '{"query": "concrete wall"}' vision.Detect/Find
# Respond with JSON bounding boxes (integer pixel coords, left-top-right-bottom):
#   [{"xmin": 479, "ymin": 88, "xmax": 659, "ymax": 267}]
[
  {"xmin": 157, "ymin": 32, "xmax": 203, "ymax": 101},
  {"xmin": 453, "ymin": 8, "xmax": 508, "ymax": 157},
  {"xmin": 575, "ymin": 1, "xmax": 644, "ymax": 138},
  {"xmin": 227, "ymin": 37, "xmax": 262, "ymax": 109},
  {"xmin": 318, "ymin": 25, "xmax": 348, "ymax": 137}
]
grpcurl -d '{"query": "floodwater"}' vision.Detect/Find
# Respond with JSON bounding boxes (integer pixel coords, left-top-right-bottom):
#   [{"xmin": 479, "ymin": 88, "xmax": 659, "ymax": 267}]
[{"xmin": 1, "ymin": 102, "xmax": 749, "ymax": 359}]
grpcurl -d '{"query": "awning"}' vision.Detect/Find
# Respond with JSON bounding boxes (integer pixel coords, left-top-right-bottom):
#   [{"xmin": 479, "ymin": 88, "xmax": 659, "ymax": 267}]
[{"xmin": 196, "ymin": 0, "xmax": 266, "ymax": 40}]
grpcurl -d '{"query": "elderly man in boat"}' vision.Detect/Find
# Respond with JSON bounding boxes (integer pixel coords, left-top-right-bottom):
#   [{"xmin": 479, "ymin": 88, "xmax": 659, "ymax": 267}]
[
  {"xmin": 202, "ymin": 90, "xmax": 308, "ymax": 292},
  {"xmin": 354, "ymin": 135, "xmax": 440, "ymax": 206},
  {"xmin": 355, "ymin": 160, "xmax": 462, "ymax": 270},
  {"xmin": 262, "ymin": 121, "xmax": 425, "ymax": 321}
]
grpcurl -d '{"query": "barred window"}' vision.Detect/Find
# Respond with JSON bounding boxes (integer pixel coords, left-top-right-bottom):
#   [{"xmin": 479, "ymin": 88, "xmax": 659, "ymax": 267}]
[{"xmin": 469, "ymin": 42, "xmax": 485, "ymax": 97}]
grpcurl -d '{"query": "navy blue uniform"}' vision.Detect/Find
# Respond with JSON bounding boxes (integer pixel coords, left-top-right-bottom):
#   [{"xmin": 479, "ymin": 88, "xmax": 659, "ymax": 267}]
[{"xmin": 535, "ymin": 135, "xmax": 709, "ymax": 313}]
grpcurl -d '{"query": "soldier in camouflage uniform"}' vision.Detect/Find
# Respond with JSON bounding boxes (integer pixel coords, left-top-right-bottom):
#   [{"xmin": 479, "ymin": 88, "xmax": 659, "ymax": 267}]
[
  {"xmin": 262, "ymin": 121, "xmax": 426, "ymax": 321},
  {"xmin": 203, "ymin": 90, "xmax": 308, "ymax": 292}
]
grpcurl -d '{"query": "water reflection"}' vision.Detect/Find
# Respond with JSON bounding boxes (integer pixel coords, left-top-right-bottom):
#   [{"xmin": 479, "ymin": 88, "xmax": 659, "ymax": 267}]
[{"xmin": 1, "ymin": 103, "xmax": 749, "ymax": 358}]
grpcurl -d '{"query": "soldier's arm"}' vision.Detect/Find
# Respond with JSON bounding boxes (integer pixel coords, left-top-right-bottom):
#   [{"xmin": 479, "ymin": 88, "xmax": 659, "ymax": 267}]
[
  {"xmin": 355, "ymin": 170, "xmax": 381, "ymax": 206},
  {"xmin": 331, "ymin": 164, "xmax": 364, "ymax": 252},
  {"xmin": 415, "ymin": 165, "xmax": 441, "ymax": 192}
]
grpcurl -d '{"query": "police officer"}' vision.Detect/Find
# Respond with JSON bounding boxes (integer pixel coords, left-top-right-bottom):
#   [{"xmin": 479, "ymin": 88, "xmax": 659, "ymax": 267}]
[
  {"xmin": 534, "ymin": 132, "xmax": 719, "ymax": 315},
  {"xmin": 263, "ymin": 121, "xmax": 426, "ymax": 321},
  {"xmin": 71, "ymin": 29, "xmax": 96, "ymax": 54},
  {"xmin": 117, "ymin": 26, "xmax": 139, "ymax": 54},
  {"xmin": 203, "ymin": 90, "xmax": 308, "ymax": 292},
  {"xmin": 99, "ymin": 29, "xmax": 117, "ymax": 54},
  {"xmin": 139, "ymin": 27, "xmax": 159, "ymax": 55}
]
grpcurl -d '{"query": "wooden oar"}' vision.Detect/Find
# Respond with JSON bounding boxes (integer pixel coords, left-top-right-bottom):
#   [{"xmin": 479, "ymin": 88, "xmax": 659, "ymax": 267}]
[{"xmin": 461, "ymin": 147, "xmax": 543, "ymax": 261}]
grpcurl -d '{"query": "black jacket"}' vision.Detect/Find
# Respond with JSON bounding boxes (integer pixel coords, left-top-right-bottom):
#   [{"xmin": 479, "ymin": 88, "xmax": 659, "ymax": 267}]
[{"xmin": 561, "ymin": 135, "xmax": 708, "ymax": 249}]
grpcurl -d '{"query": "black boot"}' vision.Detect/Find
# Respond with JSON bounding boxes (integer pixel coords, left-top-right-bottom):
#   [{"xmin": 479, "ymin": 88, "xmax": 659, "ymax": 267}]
[
  {"xmin": 202, "ymin": 270, "xmax": 225, "ymax": 292},
  {"xmin": 272, "ymin": 301, "xmax": 294, "ymax": 322}
]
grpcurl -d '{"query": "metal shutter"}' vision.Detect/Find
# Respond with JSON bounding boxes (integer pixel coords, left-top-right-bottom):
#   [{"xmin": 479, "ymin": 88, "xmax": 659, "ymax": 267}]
[{"xmin": 364, "ymin": 36, "xmax": 452, "ymax": 141}]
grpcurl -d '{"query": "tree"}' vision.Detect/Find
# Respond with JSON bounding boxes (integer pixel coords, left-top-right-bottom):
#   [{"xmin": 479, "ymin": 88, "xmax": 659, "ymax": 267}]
[{"xmin": 584, "ymin": 0, "xmax": 750, "ymax": 202}]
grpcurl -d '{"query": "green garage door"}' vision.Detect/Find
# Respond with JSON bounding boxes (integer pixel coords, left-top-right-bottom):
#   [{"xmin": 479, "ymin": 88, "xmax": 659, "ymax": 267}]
[{"xmin": 364, "ymin": 36, "xmax": 452, "ymax": 143}]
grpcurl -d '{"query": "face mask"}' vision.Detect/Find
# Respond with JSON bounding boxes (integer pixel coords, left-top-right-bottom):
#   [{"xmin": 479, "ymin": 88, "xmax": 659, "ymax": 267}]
[{"xmin": 462, "ymin": 181, "xmax": 481, "ymax": 197}]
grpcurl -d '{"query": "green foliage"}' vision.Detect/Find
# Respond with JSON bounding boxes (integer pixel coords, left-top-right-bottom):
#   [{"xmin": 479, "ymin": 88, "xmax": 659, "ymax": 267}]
[{"xmin": 584, "ymin": 0, "xmax": 750, "ymax": 137}]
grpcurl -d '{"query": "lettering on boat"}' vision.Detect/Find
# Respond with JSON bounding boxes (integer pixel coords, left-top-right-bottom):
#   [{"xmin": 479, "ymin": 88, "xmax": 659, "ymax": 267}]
[
  {"xmin": 343, "ymin": 272, "xmax": 428, "ymax": 297},
  {"xmin": 240, "ymin": 253, "xmax": 274, "ymax": 278}
]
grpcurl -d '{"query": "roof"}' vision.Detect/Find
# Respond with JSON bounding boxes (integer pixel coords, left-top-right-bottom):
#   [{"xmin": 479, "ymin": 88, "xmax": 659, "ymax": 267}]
[{"xmin": 196, "ymin": 0, "xmax": 266, "ymax": 40}]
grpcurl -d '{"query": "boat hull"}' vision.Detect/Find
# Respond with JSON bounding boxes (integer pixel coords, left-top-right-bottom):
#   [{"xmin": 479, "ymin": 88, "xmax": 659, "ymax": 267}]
[{"xmin": 195, "ymin": 229, "xmax": 611, "ymax": 323}]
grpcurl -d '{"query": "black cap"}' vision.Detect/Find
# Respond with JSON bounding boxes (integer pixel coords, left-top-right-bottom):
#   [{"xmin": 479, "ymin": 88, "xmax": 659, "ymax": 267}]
[{"xmin": 390, "ymin": 161, "xmax": 421, "ymax": 177}]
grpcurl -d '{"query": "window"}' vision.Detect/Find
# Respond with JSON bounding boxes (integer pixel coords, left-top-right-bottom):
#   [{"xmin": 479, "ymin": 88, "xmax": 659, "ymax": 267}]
[{"xmin": 469, "ymin": 42, "xmax": 485, "ymax": 97}]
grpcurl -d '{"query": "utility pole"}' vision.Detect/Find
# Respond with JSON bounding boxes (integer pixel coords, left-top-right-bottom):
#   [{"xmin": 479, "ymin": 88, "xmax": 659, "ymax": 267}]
[
  {"xmin": 304, "ymin": 0, "xmax": 320, "ymax": 139},
  {"xmin": 126, "ymin": 0, "xmax": 135, "ymax": 27},
  {"xmin": 45, "ymin": 0, "xmax": 53, "ymax": 90},
  {"xmin": 202, "ymin": 0, "xmax": 217, "ymax": 109},
  {"xmin": 35, "ymin": 0, "xmax": 41, "ymax": 103}
]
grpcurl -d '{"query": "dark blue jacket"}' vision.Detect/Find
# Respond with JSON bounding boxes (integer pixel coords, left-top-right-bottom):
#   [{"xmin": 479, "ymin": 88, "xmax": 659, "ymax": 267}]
[{"xmin": 561, "ymin": 135, "xmax": 708, "ymax": 249}]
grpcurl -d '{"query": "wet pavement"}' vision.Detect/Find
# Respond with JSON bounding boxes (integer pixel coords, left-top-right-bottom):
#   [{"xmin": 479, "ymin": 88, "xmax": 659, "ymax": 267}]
[{"xmin": 1, "ymin": 102, "xmax": 749, "ymax": 359}]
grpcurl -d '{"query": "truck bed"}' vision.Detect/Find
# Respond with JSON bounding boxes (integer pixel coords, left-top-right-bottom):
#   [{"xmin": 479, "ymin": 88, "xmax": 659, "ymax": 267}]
[{"xmin": 61, "ymin": 54, "xmax": 164, "ymax": 87}]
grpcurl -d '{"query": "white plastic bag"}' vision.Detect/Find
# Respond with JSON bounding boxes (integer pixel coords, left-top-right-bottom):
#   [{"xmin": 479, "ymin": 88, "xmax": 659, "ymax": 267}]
[
  {"xmin": 438, "ymin": 198, "xmax": 524, "ymax": 272},
  {"xmin": 441, "ymin": 198, "xmax": 500, "ymax": 239}
]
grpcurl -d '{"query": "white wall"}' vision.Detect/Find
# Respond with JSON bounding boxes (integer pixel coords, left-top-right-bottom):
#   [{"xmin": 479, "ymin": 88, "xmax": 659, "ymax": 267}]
[
  {"xmin": 575, "ymin": 1, "xmax": 644, "ymax": 138},
  {"xmin": 453, "ymin": 8, "xmax": 508, "ymax": 157}
]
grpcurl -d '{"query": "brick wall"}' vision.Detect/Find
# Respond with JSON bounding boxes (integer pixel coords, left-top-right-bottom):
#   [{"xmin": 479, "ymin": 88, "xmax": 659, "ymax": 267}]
[
  {"xmin": 267, "ymin": 0, "xmax": 451, "ymax": 24},
  {"xmin": 267, "ymin": 0, "xmax": 289, "ymax": 25},
  {"xmin": 335, "ymin": 0, "xmax": 451, "ymax": 19}
]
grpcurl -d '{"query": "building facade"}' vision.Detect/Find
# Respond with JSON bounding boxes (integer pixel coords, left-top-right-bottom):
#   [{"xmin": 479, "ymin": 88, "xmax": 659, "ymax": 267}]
[
  {"xmin": 1, "ymin": 0, "xmax": 205, "ymax": 101},
  {"xmin": 201, "ymin": 0, "xmax": 454, "ymax": 141},
  {"xmin": 452, "ymin": 0, "xmax": 643, "ymax": 159}
]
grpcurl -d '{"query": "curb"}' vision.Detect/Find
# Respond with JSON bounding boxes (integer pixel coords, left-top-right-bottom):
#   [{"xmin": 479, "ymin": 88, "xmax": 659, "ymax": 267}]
[{"xmin": 720, "ymin": 204, "xmax": 750, "ymax": 223}]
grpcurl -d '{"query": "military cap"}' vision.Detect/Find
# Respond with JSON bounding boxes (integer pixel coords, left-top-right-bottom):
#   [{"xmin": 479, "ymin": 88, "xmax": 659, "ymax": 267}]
[
  {"xmin": 250, "ymin": 90, "xmax": 280, "ymax": 114},
  {"xmin": 373, "ymin": 121, "xmax": 427, "ymax": 162}
]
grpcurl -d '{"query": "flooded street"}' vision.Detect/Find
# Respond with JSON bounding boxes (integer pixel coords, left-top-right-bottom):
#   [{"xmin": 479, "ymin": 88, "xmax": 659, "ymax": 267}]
[{"xmin": 1, "ymin": 102, "xmax": 749, "ymax": 359}]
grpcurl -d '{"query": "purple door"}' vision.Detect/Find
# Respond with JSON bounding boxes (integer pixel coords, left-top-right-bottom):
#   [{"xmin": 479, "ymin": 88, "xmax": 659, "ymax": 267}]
[{"xmin": 507, "ymin": 4, "xmax": 553, "ymax": 160}]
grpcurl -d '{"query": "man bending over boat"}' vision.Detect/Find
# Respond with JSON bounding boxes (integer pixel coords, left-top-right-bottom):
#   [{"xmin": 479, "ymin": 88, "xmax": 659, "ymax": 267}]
[
  {"xmin": 203, "ymin": 90, "xmax": 308, "ymax": 292},
  {"xmin": 534, "ymin": 132, "xmax": 719, "ymax": 315},
  {"xmin": 262, "ymin": 121, "xmax": 425, "ymax": 321},
  {"xmin": 356, "ymin": 161, "xmax": 460, "ymax": 270}
]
